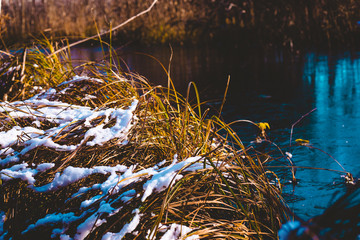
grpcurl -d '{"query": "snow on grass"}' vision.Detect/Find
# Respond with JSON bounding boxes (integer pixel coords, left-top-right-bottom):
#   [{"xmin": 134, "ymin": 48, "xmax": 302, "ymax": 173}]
[
  {"xmin": 147, "ymin": 223, "xmax": 199, "ymax": 240},
  {"xmin": 36, "ymin": 162, "xmax": 56, "ymax": 171},
  {"xmin": 15, "ymin": 155, "xmax": 208, "ymax": 239},
  {"xmin": 58, "ymin": 75, "xmax": 104, "ymax": 87},
  {"xmin": 84, "ymin": 100, "xmax": 138, "ymax": 146},
  {"xmin": 22, "ymin": 212, "xmax": 84, "ymax": 234},
  {"xmin": 33, "ymin": 165, "xmax": 128, "ymax": 192},
  {"xmin": 74, "ymin": 202, "xmax": 116, "ymax": 240},
  {"xmin": 101, "ymin": 209, "xmax": 141, "ymax": 240},
  {"xmin": 81, "ymin": 94, "xmax": 97, "ymax": 101},
  {"xmin": 0, "ymin": 126, "xmax": 44, "ymax": 148},
  {"xmin": 0, "ymin": 77, "xmax": 203, "ymax": 239},
  {"xmin": 141, "ymin": 156, "xmax": 202, "ymax": 202},
  {"xmin": 0, "ymin": 162, "xmax": 55, "ymax": 185},
  {"xmin": 1, "ymin": 146, "xmax": 204, "ymax": 239},
  {"xmin": 160, "ymin": 223, "xmax": 199, "ymax": 240},
  {"xmin": 0, "ymin": 79, "xmax": 138, "ymax": 167}
]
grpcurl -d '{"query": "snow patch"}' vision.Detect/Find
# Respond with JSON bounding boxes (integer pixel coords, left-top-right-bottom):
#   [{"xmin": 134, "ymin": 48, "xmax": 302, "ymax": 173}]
[
  {"xmin": 33, "ymin": 165, "xmax": 127, "ymax": 192},
  {"xmin": 101, "ymin": 209, "xmax": 141, "ymax": 240},
  {"xmin": 160, "ymin": 223, "xmax": 199, "ymax": 240},
  {"xmin": 0, "ymin": 94, "xmax": 138, "ymax": 166}
]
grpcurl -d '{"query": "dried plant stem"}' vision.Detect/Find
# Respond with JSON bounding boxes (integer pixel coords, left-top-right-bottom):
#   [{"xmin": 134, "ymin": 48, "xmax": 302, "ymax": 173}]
[
  {"xmin": 48, "ymin": 0, "xmax": 159, "ymax": 57},
  {"xmin": 218, "ymin": 75, "xmax": 230, "ymax": 119},
  {"xmin": 306, "ymin": 145, "xmax": 347, "ymax": 172},
  {"xmin": 289, "ymin": 108, "xmax": 317, "ymax": 148}
]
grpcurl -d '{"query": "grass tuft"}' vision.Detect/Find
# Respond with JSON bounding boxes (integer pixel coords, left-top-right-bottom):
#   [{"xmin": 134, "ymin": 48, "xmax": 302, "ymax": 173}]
[{"xmin": 0, "ymin": 40, "xmax": 289, "ymax": 239}]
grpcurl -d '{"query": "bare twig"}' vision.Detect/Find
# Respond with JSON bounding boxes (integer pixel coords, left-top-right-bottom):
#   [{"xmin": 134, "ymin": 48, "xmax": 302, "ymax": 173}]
[
  {"xmin": 306, "ymin": 145, "xmax": 347, "ymax": 172},
  {"xmin": 289, "ymin": 108, "xmax": 317, "ymax": 148},
  {"xmin": 267, "ymin": 165, "xmax": 347, "ymax": 174},
  {"xmin": 48, "ymin": 0, "xmax": 159, "ymax": 57}
]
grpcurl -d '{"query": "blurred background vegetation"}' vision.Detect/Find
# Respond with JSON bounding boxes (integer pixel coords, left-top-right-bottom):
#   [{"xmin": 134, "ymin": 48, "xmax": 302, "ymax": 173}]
[{"xmin": 0, "ymin": 0, "xmax": 359, "ymax": 49}]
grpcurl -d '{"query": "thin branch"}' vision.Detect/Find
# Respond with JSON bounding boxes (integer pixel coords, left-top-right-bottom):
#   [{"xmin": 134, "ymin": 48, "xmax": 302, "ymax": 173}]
[
  {"xmin": 307, "ymin": 145, "xmax": 347, "ymax": 172},
  {"xmin": 289, "ymin": 108, "xmax": 317, "ymax": 148},
  {"xmin": 267, "ymin": 165, "xmax": 347, "ymax": 174},
  {"xmin": 48, "ymin": 0, "xmax": 159, "ymax": 57}
]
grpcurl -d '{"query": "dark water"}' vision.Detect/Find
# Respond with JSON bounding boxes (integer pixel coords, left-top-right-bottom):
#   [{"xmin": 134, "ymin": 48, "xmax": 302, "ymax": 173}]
[{"xmin": 71, "ymin": 45, "xmax": 360, "ymax": 219}]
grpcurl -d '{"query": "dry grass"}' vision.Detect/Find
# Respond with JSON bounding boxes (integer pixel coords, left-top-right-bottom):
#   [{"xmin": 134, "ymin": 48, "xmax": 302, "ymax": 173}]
[
  {"xmin": 0, "ymin": 41, "xmax": 289, "ymax": 239},
  {"xmin": 1, "ymin": 0, "xmax": 359, "ymax": 47}
]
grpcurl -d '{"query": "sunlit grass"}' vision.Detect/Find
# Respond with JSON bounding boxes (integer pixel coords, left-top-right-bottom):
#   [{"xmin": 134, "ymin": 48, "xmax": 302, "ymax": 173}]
[{"xmin": 0, "ymin": 41, "xmax": 289, "ymax": 239}]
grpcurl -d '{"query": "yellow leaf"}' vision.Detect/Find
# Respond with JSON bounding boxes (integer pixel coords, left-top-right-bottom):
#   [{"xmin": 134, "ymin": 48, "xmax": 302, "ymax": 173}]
[
  {"xmin": 257, "ymin": 122, "xmax": 270, "ymax": 138},
  {"xmin": 257, "ymin": 122, "xmax": 270, "ymax": 131},
  {"xmin": 295, "ymin": 139, "xmax": 310, "ymax": 145}
]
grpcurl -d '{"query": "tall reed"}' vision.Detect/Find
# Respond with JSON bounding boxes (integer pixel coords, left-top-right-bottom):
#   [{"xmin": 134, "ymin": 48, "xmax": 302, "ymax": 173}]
[{"xmin": 0, "ymin": 0, "xmax": 359, "ymax": 47}]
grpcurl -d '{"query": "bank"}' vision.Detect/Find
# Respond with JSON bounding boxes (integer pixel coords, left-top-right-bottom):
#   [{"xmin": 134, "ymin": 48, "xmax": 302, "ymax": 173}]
[{"xmin": 0, "ymin": 41, "xmax": 289, "ymax": 239}]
